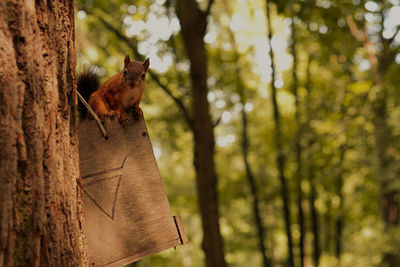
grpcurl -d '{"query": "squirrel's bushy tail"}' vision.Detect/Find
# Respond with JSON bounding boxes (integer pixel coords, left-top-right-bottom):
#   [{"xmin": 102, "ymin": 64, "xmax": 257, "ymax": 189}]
[{"xmin": 77, "ymin": 69, "xmax": 100, "ymax": 117}]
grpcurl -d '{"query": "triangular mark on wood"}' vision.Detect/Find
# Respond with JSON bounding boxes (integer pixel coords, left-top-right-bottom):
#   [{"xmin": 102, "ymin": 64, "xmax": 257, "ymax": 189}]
[{"xmin": 83, "ymin": 175, "xmax": 122, "ymax": 220}]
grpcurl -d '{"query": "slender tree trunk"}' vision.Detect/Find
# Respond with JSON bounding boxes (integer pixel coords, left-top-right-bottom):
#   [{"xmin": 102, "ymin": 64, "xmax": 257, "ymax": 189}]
[
  {"xmin": 221, "ymin": 2, "xmax": 270, "ymax": 264},
  {"xmin": 266, "ymin": 204, "xmax": 277, "ymax": 266},
  {"xmin": 334, "ymin": 147, "xmax": 346, "ymax": 261},
  {"xmin": 290, "ymin": 18, "xmax": 305, "ymax": 267},
  {"xmin": 0, "ymin": 1, "xmax": 87, "ymax": 266},
  {"xmin": 334, "ymin": 212, "xmax": 343, "ymax": 260},
  {"xmin": 332, "ymin": 71, "xmax": 350, "ymax": 262},
  {"xmin": 239, "ymin": 74, "xmax": 270, "ymax": 267},
  {"xmin": 310, "ymin": 177, "xmax": 320, "ymax": 267},
  {"xmin": 304, "ymin": 58, "xmax": 320, "ymax": 267},
  {"xmin": 323, "ymin": 199, "xmax": 332, "ymax": 254},
  {"xmin": 176, "ymin": 1, "xmax": 226, "ymax": 266},
  {"xmin": 265, "ymin": 1, "xmax": 294, "ymax": 266}
]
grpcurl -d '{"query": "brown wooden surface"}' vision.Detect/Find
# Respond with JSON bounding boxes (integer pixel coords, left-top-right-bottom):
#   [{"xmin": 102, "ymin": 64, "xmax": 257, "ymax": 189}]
[{"xmin": 79, "ymin": 114, "xmax": 186, "ymax": 267}]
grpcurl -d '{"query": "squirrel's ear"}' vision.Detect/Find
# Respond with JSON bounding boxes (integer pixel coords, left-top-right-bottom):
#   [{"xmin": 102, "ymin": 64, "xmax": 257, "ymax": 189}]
[
  {"xmin": 143, "ymin": 58, "xmax": 150, "ymax": 72},
  {"xmin": 124, "ymin": 55, "xmax": 131, "ymax": 67}
]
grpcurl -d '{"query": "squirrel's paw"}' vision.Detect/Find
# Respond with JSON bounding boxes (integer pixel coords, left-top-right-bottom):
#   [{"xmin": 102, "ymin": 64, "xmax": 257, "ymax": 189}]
[
  {"xmin": 106, "ymin": 110, "xmax": 118, "ymax": 120},
  {"xmin": 133, "ymin": 107, "xmax": 143, "ymax": 121},
  {"xmin": 118, "ymin": 112, "xmax": 129, "ymax": 127}
]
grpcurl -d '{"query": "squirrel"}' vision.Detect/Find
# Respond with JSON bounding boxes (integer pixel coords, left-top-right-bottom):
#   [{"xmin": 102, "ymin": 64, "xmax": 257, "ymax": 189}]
[{"xmin": 77, "ymin": 55, "xmax": 150, "ymax": 126}]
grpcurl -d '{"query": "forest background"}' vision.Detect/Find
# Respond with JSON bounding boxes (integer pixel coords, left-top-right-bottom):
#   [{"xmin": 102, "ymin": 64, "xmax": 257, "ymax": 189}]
[{"xmin": 75, "ymin": 0, "xmax": 400, "ymax": 266}]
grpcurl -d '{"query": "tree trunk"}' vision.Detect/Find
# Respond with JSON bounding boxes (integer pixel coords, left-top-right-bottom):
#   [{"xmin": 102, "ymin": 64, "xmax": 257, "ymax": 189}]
[
  {"xmin": 265, "ymin": 1, "xmax": 295, "ymax": 267},
  {"xmin": 290, "ymin": 19, "xmax": 305, "ymax": 267},
  {"xmin": 334, "ymin": 214, "xmax": 343, "ymax": 260},
  {"xmin": 335, "ymin": 171, "xmax": 344, "ymax": 261},
  {"xmin": 304, "ymin": 57, "xmax": 320, "ymax": 267},
  {"xmin": 222, "ymin": 2, "xmax": 270, "ymax": 264},
  {"xmin": 241, "ymin": 99, "xmax": 271, "ymax": 267},
  {"xmin": 347, "ymin": 14, "xmax": 400, "ymax": 265},
  {"xmin": 176, "ymin": 1, "xmax": 226, "ymax": 266},
  {"xmin": 238, "ymin": 68, "xmax": 270, "ymax": 267},
  {"xmin": 373, "ymin": 82, "xmax": 400, "ymax": 266},
  {"xmin": 0, "ymin": 1, "xmax": 87, "ymax": 266},
  {"xmin": 323, "ymin": 198, "xmax": 332, "ymax": 255},
  {"xmin": 310, "ymin": 177, "xmax": 320, "ymax": 267}
]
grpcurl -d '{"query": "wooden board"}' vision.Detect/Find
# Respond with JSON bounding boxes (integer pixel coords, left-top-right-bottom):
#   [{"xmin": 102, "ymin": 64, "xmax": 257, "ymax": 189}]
[{"xmin": 79, "ymin": 114, "xmax": 187, "ymax": 267}]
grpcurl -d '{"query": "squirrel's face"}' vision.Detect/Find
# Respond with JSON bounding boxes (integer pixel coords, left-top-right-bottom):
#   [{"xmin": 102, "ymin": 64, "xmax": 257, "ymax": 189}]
[{"xmin": 122, "ymin": 55, "xmax": 150, "ymax": 90}]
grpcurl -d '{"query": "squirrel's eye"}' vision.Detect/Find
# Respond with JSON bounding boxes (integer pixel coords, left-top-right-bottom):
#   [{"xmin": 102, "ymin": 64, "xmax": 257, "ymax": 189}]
[
  {"xmin": 141, "ymin": 73, "xmax": 145, "ymax": 79},
  {"xmin": 123, "ymin": 70, "xmax": 127, "ymax": 76}
]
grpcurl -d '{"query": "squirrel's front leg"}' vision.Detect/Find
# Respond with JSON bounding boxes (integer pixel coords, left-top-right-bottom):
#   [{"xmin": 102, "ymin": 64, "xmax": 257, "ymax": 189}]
[
  {"xmin": 88, "ymin": 94, "xmax": 112, "ymax": 121},
  {"xmin": 116, "ymin": 109, "xmax": 129, "ymax": 126},
  {"xmin": 106, "ymin": 91, "xmax": 129, "ymax": 126},
  {"xmin": 133, "ymin": 104, "xmax": 143, "ymax": 121},
  {"xmin": 107, "ymin": 108, "xmax": 128, "ymax": 126}
]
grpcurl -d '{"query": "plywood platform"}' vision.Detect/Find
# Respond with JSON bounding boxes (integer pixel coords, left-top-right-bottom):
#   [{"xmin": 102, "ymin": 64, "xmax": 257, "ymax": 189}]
[{"xmin": 79, "ymin": 114, "xmax": 187, "ymax": 267}]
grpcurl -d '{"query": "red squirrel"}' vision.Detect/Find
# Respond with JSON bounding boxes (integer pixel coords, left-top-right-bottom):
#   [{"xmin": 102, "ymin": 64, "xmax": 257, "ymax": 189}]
[{"xmin": 78, "ymin": 55, "xmax": 149, "ymax": 126}]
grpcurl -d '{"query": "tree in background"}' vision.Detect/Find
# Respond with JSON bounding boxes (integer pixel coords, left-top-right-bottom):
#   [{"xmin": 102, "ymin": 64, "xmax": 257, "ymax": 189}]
[
  {"xmin": 176, "ymin": 0, "xmax": 227, "ymax": 266},
  {"xmin": 346, "ymin": 3, "xmax": 400, "ymax": 265},
  {"xmin": 265, "ymin": 1, "xmax": 295, "ymax": 266},
  {"xmin": 222, "ymin": 2, "xmax": 270, "ymax": 265}
]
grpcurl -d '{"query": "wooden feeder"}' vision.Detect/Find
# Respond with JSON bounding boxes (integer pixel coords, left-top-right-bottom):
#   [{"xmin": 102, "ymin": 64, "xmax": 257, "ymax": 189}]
[{"xmin": 79, "ymin": 113, "xmax": 187, "ymax": 267}]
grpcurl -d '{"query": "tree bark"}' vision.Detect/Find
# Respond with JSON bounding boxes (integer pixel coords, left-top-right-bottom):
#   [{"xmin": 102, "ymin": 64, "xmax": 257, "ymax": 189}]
[
  {"xmin": 0, "ymin": 1, "xmax": 87, "ymax": 266},
  {"xmin": 176, "ymin": 1, "xmax": 226, "ymax": 266},
  {"xmin": 265, "ymin": 1, "xmax": 295, "ymax": 267}
]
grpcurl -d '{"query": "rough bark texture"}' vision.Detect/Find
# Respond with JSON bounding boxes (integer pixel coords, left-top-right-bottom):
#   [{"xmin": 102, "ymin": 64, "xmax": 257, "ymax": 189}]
[
  {"xmin": 265, "ymin": 1, "xmax": 294, "ymax": 267},
  {"xmin": 0, "ymin": 1, "xmax": 87, "ymax": 266},
  {"xmin": 176, "ymin": 1, "xmax": 226, "ymax": 266}
]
